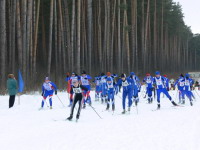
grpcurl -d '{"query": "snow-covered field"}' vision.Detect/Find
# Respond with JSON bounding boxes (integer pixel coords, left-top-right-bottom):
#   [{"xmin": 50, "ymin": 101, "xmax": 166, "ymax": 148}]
[{"xmin": 1, "ymin": 89, "xmax": 200, "ymax": 150}]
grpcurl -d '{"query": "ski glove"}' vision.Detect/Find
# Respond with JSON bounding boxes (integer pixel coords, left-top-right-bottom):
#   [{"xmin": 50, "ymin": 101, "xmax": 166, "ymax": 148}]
[
  {"xmin": 42, "ymin": 92, "xmax": 44, "ymax": 96},
  {"xmin": 55, "ymin": 90, "xmax": 57, "ymax": 95}
]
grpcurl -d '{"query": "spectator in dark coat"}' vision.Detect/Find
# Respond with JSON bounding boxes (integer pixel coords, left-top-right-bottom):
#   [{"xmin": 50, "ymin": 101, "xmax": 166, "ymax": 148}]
[{"xmin": 7, "ymin": 74, "xmax": 17, "ymax": 108}]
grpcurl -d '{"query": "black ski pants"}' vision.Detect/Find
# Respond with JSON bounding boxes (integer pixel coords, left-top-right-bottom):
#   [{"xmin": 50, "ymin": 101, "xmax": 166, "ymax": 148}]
[{"xmin": 9, "ymin": 95, "xmax": 16, "ymax": 108}]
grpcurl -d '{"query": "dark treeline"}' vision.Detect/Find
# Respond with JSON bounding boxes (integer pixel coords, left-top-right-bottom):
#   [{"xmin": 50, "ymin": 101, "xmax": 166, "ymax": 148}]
[{"xmin": 0, "ymin": 0, "xmax": 199, "ymax": 93}]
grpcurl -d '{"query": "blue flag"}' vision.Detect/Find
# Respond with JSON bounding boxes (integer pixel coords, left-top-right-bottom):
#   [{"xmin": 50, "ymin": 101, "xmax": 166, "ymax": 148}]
[{"xmin": 18, "ymin": 70, "xmax": 24, "ymax": 93}]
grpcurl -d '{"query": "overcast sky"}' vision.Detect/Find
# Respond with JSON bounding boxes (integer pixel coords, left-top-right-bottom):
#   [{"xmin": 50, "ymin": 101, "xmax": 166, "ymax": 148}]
[{"xmin": 173, "ymin": 0, "xmax": 200, "ymax": 34}]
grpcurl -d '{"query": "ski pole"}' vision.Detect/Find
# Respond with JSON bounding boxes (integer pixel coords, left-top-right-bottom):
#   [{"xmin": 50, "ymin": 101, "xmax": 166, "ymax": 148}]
[
  {"xmin": 56, "ymin": 95, "xmax": 65, "ymax": 107},
  {"xmin": 89, "ymin": 105, "xmax": 102, "ymax": 119}
]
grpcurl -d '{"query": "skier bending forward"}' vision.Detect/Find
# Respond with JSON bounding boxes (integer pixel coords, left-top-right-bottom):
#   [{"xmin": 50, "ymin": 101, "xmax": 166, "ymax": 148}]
[{"xmin": 67, "ymin": 80, "xmax": 88, "ymax": 121}]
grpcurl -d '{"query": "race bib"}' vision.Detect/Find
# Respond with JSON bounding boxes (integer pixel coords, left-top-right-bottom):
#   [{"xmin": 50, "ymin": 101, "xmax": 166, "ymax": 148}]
[
  {"xmin": 101, "ymin": 78, "xmax": 106, "ymax": 83},
  {"xmin": 81, "ymin": 77, "xmax": 89, "ymax": 85},
  {"xmin": 122, "ymin": 80, "xmax": 129, "ymax": 87},
  {"xmin": 179, "ymin": 82, "xmax": 184, "ymax": 86},
  {"xmin": 107, "ymin": 83, "xmax": 113, "ymax": 88},
  {"xmin": 185, "ymin": 80, "xmax": 190, "ymax": 86},
  {"xmin": 73, "ymin": 87, "xmax": 82, "ymax": 93},
  {"xmin": 146, "ymin": 78, "xmax": 152, "ymax": 84},
  {"xmin": 156, "ymin": 79, "xmax": 162, "ymax": 85},
  {"xmin": 43, "ymin": 83, "xmax": 52, "ymax": 91}
]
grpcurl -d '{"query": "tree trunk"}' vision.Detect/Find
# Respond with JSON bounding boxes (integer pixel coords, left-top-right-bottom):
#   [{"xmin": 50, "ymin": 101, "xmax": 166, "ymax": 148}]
[
  {"xmin": 0, "ymin": 0, "xmax": 6, "ymax": 90},
  {"xmin": 47, "ymin": 0, "xmax": 54, "ymax": 76},
  {"xmin": 87, "ymin": 0, "xmax": 92, "ymax": 74}
]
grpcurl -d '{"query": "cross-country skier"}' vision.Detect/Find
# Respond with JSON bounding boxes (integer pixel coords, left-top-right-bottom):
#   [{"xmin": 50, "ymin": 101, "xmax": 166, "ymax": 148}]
[
  {"xmin": 65, "ymin": 72, "xmax": 80, "ymax": 107},
  {"xmin": 163, "ymin": 74, "xmax": 170, "ymax": 91},
  {"xmin": 99, "ymin": 73, "xmax": 107, "ymax": 103},
  {"xmin": 129, "ymin": 72, "xmax": 141, "ymax": 106},
  {"xmin": 143, "ymin": 73, "xmax": 154, "ymax": 103},
  {"xmin": 106, "ymin": 77, "xmax": 115, "ymax": 111},
  {"xmin": 117, "ymin": 73, "xmax": 134, "ymax": 114},
  {"xmin": 40, "ymin": 77, "xmax": 57, "ymax": 110},
  {"xmin": 153, "ymin": 71, "xmax": 178, "ymax": 109},
  {"xmin": 67, "ymin": 79, "xmax": 88, "ymax": 121},
  {"xmin": 182, "ymin": 73, "xmax": 194, "ymax": 106},
  {"xmin": 174, "ymin": 74, "xmax": 185, "ymax": 104},
  {"xmin": 94, "ymin": 76, "xmax": 101, "ymax": 101},
  {"xmin": 80, "ymin": 71, "xmax": 92, "ymax": 109},
  {"xmin": 105, "ymin": 72, "xmax": 117, "ymax": 111}
]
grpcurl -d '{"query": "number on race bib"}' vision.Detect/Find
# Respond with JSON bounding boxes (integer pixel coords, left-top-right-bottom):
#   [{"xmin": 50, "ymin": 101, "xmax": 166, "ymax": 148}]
[
  {"xmin": 122, "ymin": 81, "xmax": 129, "ymax": 87},
  {"xmin": 73, "ymin": 87, "xmax": 82, "ymax": 93}
]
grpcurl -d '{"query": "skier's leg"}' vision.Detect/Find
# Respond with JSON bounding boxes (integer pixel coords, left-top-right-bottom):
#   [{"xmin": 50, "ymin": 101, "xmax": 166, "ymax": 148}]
[
  {"xmin": 128, "ymin": 90, "xmax": 133, "ymax": 108},
  {"xmin": 106, "ymin": 91, "xmax": 110, "ymax": 110},
  {"xmin": 49, "ymin": 95, "xmax": 53, "ymax": 107},
  {"xmin": 69, "ymin": 97, "xmax": 78, "ymax": 119},
  {"xmin": 156, "ymin": 89, "xmax": 161, "ymax": 108},
  {"xmin": 41, "ymin": 96, "xmax": 47, "ymax": 108},
  {"xmin": 163, "ymin": 88, "xmax": 172, "ymax": 101},
  {"xmin": 69, "ymin": 93, "xmax": 73, "ymax": 106},
  {"xmin": 122, "ymin": 91, "xmax": 127, "ymax": 110},
  {"xmin": 76, "ymin": 98, "xmax": 82, "ymax": 119}
]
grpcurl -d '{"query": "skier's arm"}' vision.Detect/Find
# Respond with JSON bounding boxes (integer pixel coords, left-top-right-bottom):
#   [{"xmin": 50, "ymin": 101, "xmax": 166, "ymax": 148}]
[
  {"xmin": 117, "ymin": 79, "xmax": 122, "ymax": 86},
  {"xmin": 42, "ymin": 85, "xmax": 45, "ymax": 96},
  {"xmin": 86, "ymin": 75, "xmax": 92, "ymax": 80}
]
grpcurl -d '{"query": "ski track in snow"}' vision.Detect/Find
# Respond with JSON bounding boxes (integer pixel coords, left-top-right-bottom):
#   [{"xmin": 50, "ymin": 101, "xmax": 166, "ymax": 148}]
[{"xmin": 0, "ymin": 89, "xmax": 200, "ymax": 150}]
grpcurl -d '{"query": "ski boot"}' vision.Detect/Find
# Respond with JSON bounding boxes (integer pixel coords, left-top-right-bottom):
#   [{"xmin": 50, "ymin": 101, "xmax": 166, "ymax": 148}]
[
  {"xmin": 128, "ymin": 107, "xmax": 131, "ymax": 112},
  {"xmin": 67, "ymin": 115, "xmax": 73, "ymax": 121},
  {"xmin": 190, "ymin": 101, "xmax": 193, "ymax": 106},
  {"xmin": 135, "ymin": 101, "xmax": 138, "ymax": 106},
  {"xmin": 150, "ymin": 97, "xmax": 153, "ymax": 103},
  {"xmin": 82, "ymin": 104, "xmax": 86, "ymax": 109},
  {"xmin": 121, "ymin": 109, "xmax": 126, "ymax": 114},
  {"xmin": 106, "ymin": 103, "xmax": 110, "ymax": 110},
  {"xmin": 76, "ymin": 115, "xmax": 79, "ymax": 121},
  {"xmin": 157, "ymin": 104, "xmax": 160, "ymax": 110},
  {"xmin": 171, "ymin": 101, "xmax": 178, "ymax": 106},
  {"xmin": 178, "ymin": 99, "xmax": 182, "ymax": 104},
  {"xmin": 112, "ymin": 104, "xmax": 115, "ymax": 111},
  {"xmin": 148, "ymin": 98, "xmax": 151, "ymax": 104},
  {"xmin": 181, "ymin": 99, "xmax": 185, "ymax": 104},
  {"xmin": 50, "ymin": 106, "xmax": 53, "ymax": 109}
]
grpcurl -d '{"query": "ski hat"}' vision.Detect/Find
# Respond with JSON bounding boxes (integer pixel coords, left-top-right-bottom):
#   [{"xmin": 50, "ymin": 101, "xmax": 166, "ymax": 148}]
[
  {"xmin": 163, "ymin": 74, "xmax": 167, "ymax": 77},
  {"xmin": 155, "ymin": 71, "xmax": 160, "ymax": 75},
  {"xmin": 130, "ymin": 72, "xmax": 135, "ymax": 76},
  {"xmin": 121, "ymin": 73, "xmax": 126, "ymax": 78},
  {"xmin": 185, "ymin": 73, "xmax": 190, "ymax": 77},
  {"xmin": 45, "ymin": 77, "xmax": 50, "ymax": 81},
  {"xmin": 101, "ymin": 73, "xmax": 105, "ymax": 76},
  {"xmin": 180, "ymin": 74, "xmax": 184, "ymax": 77},
  {"xmin": 81, "ymin": 70, "xmax": 86, "ymax": 74},
  {"xmin": 146, "ymin": 73, "xmax": 150, "ymax": 76},
  {"xmin": 107, "ymin": 72, "xmax": 111, "ymax": 76},
  {"xmin": 71, "ymin": 72, "xmax": 75, "ymax": 75}
]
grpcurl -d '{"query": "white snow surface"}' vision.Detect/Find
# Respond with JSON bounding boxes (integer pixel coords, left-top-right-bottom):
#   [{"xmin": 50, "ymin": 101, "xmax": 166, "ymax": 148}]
[{"xmin": 1, "ymin": 89, "xmax": 200, "ymax": 150}]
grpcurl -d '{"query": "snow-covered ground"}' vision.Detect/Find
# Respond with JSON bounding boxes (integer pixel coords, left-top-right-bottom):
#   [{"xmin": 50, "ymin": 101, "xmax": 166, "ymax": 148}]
[{"xmin": 0, "ymin": 89, "xmax": 200, "ymax": 150}]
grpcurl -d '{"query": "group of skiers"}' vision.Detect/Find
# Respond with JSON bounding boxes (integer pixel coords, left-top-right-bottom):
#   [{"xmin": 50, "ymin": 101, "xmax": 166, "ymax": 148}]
[{"xmin": 39, "ymin": 70, "xmax": 197, "ymax": 121}]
